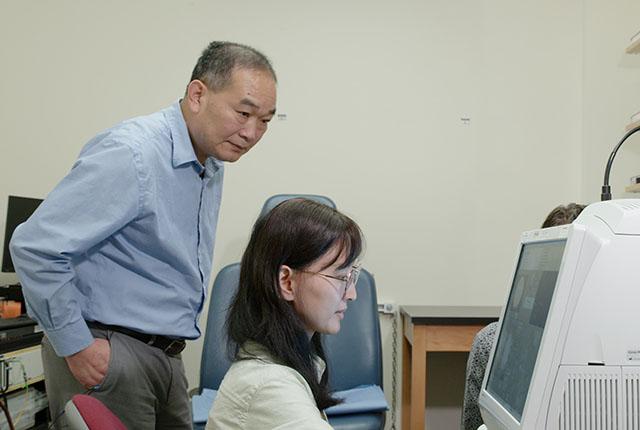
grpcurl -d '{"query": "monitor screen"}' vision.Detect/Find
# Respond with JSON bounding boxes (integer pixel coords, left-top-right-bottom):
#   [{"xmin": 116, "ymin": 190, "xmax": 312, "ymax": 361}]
[
  {"xmin": 2, "ymin": 196, "xmax": 43, "ymax": 272},
  {"xmin": 486, "ymin": 239, "xmax": 566, "ymax": 422}
]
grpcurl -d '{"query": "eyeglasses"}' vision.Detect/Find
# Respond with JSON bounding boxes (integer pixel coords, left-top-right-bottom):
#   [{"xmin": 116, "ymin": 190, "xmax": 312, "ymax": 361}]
[{"xmin": 297, "ymin": 264, "xmax": 361, "ymax": 299}]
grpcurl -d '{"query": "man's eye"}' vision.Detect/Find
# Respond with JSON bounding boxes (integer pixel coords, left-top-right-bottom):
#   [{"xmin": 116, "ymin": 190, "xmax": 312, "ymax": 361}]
[{"xmin": 237, "ymin": 111, "xmax": 250, "ymax": 118}]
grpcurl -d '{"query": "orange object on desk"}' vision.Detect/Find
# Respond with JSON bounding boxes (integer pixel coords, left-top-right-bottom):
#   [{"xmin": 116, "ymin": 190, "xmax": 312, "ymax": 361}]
[{"xmin": 0, "ymin": 300, "xmax": 22, "ymax": 318}]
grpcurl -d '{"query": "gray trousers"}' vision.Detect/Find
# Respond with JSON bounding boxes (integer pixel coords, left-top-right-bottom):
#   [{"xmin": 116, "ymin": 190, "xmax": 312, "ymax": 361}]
[{"xmin": 41, "ymin": 327, "xmax": 191, "ymax": 430}]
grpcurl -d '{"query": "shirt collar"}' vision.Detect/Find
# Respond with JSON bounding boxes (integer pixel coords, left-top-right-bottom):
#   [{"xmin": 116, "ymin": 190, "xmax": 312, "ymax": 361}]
[
  {"xmin": 240, "ymin": 341, "xmax": 327, "ymax": 379},
  {"xmin": 165, "ymin": 101, "xmax": 224, "ymax": 173}
]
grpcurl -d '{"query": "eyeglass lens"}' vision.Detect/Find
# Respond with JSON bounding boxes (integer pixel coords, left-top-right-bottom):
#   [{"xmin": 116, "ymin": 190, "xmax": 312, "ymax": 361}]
[{"xmin": 344, "ymin": 267, "xmax": 360, "ymax": 294}]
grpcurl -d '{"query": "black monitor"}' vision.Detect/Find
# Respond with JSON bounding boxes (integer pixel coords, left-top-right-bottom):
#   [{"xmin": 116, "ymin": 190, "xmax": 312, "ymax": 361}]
[{"xmin": 2, "ymin": 196, "xmax": 43, "ymax": 272}]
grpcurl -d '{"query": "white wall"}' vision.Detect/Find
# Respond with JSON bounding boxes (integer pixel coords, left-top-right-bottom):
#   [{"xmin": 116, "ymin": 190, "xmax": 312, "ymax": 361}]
[
  {"xmin": 1, "ymin": 0, "xmax": 638, "ymax": 428},
  {"xmin": 581, "ymin": 0, "xmax": 640, "ymax": 203}
]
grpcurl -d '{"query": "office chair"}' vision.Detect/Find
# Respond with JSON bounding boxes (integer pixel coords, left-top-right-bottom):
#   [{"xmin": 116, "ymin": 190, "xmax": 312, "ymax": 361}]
[
  {"xmin": 198, "ymin": 194, "xmax": 338, "ymax": 396},
  {"xmin": 195, "ymin": 194, "xmax": 385, "ymax": 430},
  {"xmin": 324, "ymin": 268, "xmax": 385, "ymax": 430},
  {"xmin": 256, "ymin": 193, "xmax": 337, "ymax": 219},
  {"xmin": 65, "ymin": 394, "xmax": 127, "ymax": 430},
  {"xmin": 197, "ymin": 262, "xmax": 241, "ymax": 403}
]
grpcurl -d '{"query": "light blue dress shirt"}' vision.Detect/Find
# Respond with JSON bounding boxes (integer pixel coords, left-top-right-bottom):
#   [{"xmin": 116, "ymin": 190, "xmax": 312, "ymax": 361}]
[{"xmin": 10, "ymin": 102, "xmax": 224, "ymax": 357}]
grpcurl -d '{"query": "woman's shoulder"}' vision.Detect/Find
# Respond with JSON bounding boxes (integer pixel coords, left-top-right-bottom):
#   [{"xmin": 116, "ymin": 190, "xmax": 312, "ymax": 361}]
[
  {"xmin": 210, "ymin": 345, "xmax": 311, "ymax": 418},
  {"xmin": 209, "ymin": 343, "xmax": 330, "ymax": 430}
]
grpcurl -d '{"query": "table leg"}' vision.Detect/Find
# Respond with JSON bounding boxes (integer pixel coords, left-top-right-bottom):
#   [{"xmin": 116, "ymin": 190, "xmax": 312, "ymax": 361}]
[
  {"xmin": 402, "ymin": 331, "xmax": 411, "ymax": 430},
  {"xmin": 410, "ymin": 326, "xmax": 427, "ymax": 429}
]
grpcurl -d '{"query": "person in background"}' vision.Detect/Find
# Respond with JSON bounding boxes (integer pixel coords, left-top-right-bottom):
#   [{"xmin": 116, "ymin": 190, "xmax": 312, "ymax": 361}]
[
  {"xmin": 461, "ymin": 203, "xmax": 586, "ymax": 430},
  {"xmin": 206, "ymin": 199, "xmax": 364, "ymax": 429},
  {"xmin": 9, "ymin": 41, "xmax": 277, "ymax": 429}
]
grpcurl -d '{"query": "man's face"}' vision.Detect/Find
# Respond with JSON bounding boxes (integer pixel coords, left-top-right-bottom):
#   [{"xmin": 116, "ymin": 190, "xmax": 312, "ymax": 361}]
[{"xmin": 186, "ymin": 67, "xmax": 276, "ymax": 163}]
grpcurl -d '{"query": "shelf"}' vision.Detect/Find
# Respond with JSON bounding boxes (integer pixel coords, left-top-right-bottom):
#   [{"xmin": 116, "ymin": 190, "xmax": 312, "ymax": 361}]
[
  {"xmin": 7, "ymin": 375, "xmax": 44, "ymax": 394},
  {"xmin": 0, "ymin": 345, "xmax": 44, "ymax": 393},
  {"xmin": 625, "ymin": 183, "xmax": 640, "ymax": 193},
  {"xmin": 627, "ymin": 37, "xmax": 640, "ymax": 54},
  {"xmin": 626, "ymin": 119, "xmax": 640, "ymax": 131}
]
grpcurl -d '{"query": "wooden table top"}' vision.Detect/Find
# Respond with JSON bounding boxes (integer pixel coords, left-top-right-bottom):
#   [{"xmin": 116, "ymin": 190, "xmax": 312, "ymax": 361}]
[{"xmin": 400, "ymin": 305, "xmax": 501, "ymax": 325}]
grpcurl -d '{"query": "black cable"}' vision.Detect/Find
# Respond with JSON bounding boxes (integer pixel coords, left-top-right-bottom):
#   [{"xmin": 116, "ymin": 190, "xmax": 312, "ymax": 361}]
[
  {"xmin": 601, "ymin": 123, "xmax": 640, "ymax": 201},
  {"xmin": 47, "ymin": 406, "xmax": 66, "ymax": 430}
]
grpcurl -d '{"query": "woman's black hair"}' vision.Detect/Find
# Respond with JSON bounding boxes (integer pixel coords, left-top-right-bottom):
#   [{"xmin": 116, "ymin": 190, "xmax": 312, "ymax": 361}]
[{"xmin": 227, "ymin": 198, "xmax": 363, "ymax": 409}]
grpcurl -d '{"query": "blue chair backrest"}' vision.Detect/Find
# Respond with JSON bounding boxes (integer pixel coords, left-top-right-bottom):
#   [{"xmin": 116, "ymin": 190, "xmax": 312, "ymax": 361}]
[
  {"xmin": 324, "ymin": 269, "xmax": 383, "ymax": 391},
  {"xmin": 199, "ymin": 194, "xmax": 382, "ymax": 395},
  {"xmin": 199, "ymin": 264, "xmax": 382, "ymax": 393},
  {"xmin": 199, "ymin": 263, "xmax": 240, "ymax": 391},
  {"xmin": 258, "ymin": 194, "xmax": 336, "ymax": 219},
  {"xmin": 199, "ymin": 194, "xmax": 337, "ymax": 391}
]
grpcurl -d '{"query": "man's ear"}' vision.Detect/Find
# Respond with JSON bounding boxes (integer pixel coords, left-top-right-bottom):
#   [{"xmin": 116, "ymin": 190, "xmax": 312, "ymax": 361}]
[
  {"xmin": 184, "ymin": 79, "xmax": 208, "ymax": 114},
  {"xmin": 279, "ymin": 265, "xmax": 296, "ymax": 302}
]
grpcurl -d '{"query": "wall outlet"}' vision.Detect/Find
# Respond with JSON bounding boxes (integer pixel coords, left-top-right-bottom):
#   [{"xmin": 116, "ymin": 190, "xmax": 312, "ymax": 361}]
[{"xmin": 377, "ymin": 302, "xmax": 396, "ymax": 314}]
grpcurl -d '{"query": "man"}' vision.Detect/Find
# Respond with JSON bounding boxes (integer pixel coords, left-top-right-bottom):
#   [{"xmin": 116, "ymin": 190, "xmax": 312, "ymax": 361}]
[{"xmin": 9, "ymin": 41, "xmax": 277, "ymax": 429}]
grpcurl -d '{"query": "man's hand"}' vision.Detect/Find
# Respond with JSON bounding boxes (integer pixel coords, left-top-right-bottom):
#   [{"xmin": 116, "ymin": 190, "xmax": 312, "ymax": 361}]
[{"xmin": 65, "ymin": 338, "xmax": 111, "ymax": 389}]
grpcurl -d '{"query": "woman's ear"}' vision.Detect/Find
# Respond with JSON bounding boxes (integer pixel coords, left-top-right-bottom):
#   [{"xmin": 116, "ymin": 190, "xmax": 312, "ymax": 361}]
[{"xmin": 279, "ymin": 265, "xmax": 296, "ymax": 302}]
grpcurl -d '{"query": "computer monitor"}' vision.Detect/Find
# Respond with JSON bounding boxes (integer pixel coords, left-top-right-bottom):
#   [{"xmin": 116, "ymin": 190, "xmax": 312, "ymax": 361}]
[
  {"xmin": 479, "ymin": 199, "xmax": 640, "ymax": 429},
  {"xmin": 2, "ymin": 196, "xmax": 43, "ymax": 272},
  {"xmin": 485, "ymin": 238, "xmax": 566, "ymax": 422}
]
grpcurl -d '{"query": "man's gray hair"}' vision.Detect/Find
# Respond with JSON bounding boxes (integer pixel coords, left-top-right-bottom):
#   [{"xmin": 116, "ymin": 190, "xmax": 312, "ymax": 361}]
[{"xmin": 189, "ymin": 41, "xmax": 276, "ymax": 91}]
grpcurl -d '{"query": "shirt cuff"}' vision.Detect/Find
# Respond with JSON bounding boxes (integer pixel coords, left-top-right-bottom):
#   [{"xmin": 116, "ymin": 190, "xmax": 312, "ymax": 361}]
[{"xmin": 45, "ymin": 319, "xmax": 95, "ymax": 357}]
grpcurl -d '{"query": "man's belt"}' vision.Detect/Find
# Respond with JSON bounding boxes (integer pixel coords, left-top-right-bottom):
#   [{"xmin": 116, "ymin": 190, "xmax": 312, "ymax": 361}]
[{"xmin": 87, "ymin": 321, "xmax": 186, "ymax": 356}]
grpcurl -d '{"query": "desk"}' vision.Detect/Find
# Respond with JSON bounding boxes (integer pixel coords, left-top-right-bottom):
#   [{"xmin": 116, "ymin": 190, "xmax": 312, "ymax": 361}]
[{"xmin": 401, "ymin": 305, "xmax": 501, "ymax": 430}]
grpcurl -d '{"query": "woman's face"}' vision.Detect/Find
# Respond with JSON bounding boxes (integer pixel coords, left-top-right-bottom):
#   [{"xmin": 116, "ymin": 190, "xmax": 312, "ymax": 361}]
[{"xmin": 280, "ymin": 245, "xmax": 358, "ymax": 338}]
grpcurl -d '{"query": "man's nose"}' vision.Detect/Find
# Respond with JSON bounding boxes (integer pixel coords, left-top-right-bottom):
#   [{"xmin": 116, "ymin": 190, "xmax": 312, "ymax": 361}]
[{"xmin": 238, "ymin": 119, "xmax": 259, "ymax": 142}]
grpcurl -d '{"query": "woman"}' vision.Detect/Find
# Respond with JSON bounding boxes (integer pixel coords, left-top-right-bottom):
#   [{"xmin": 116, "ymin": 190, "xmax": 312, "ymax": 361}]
[{"xmin": 206, "ymin": 198, "xmax": 364, "ymax": 429}]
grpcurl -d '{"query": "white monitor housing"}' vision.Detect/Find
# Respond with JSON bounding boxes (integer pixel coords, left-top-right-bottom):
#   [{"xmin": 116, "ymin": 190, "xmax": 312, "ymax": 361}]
[{"xmin": 479, "ymin": 199, "xmax": 640, "ymax": 430}]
